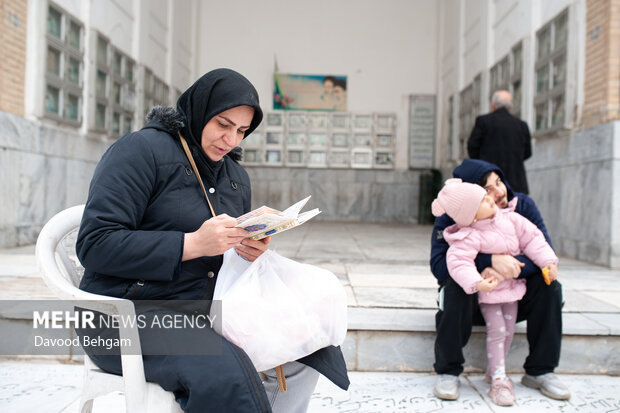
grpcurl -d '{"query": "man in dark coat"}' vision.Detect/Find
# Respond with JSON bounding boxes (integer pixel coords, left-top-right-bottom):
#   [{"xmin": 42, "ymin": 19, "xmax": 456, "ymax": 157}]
[
  {"xmin": 430, "ymin": 159, "xmax": 569, "ymax": 402},
  {"xmin": 467, "ymin": 90, "xmax": 532, "ymax": 194}
]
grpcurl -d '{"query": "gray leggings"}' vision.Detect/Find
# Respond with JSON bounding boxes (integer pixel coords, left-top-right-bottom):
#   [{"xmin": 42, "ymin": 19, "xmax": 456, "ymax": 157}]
[{"xmin": 262, "ymin": 362, "xmax": 320, "ymax": 413}]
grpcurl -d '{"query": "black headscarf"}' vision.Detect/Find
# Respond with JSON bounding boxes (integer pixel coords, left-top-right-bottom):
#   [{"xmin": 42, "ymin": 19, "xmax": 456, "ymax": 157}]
[{"xmin": 176, "ymin": 68, "xmax": 263, "ymax": 182}]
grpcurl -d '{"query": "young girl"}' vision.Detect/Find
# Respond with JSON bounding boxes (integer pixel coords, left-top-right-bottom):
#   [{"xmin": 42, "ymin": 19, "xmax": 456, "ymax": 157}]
[{"xmin": 431, "ymin": 178, "xmax": 558, "ymax": 406}]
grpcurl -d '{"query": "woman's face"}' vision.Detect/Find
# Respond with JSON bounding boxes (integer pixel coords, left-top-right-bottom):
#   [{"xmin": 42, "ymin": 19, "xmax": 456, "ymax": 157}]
[{"xmin": 201, "ymin": 105, "xmax": 254, "ymax": 161}]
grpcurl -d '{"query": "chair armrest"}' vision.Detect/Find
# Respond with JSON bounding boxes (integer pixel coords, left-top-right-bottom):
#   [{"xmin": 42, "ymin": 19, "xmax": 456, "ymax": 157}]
[
  {"xmin": 76, "ymin": 296, "xmax": 151, "ymax": 405},
  {"xmin": 36, "ymin": 205, "xmax": 151, "ymax": 405}
]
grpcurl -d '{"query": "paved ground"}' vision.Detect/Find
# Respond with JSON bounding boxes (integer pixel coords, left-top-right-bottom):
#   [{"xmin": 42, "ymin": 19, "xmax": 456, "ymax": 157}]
[
  {"xmin": 1, "ymin": 360, "xmax": 619, "ymax": 412},
  {"xmin": 1, "ymin": 220, "xmax": 620, "ymax": 412}
]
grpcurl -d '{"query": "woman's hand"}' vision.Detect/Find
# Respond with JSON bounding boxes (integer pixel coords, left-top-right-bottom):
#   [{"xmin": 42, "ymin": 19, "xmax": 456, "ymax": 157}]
[
  {"xmin": 182, "ymin": 214, "xmax": 248, "ymax": 261},
  {"xmin": 235, "ymin": 236, "xmax": 272, "ymax": 262}
]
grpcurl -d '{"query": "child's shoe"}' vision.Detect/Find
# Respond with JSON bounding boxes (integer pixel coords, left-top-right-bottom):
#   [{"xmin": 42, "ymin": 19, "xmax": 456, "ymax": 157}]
[
  {"xmin": 488, "ymin": 379, "xmax": 515, "ymax": 406},
  {"xmin": 484, "ymin": 373, "xmax": 514, "ymax": 387}
]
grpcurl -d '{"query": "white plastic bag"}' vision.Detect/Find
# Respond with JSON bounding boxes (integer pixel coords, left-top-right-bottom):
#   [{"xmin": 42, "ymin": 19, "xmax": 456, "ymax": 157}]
[{"xmin": 211, "ymin": 249, "xmax": 348, "ymax": 372}]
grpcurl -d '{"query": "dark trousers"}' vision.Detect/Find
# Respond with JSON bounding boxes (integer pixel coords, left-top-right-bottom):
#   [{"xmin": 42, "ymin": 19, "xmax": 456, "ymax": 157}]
[
  {"xmin": 77, "ymin": 308, "xmax": 271, "ymax": 413},
  {"xmin": 433, "ymin": 274, "xmax": 563, "ymax": 376},
  {"xmin": 88, "ymin": 345, "xmax": 271, "ymax": 413}
]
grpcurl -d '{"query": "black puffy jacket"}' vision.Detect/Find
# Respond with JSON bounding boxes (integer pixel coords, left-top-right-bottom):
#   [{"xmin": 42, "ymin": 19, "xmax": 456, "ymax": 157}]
[{"xmin": 77, "ymin": 108, "xmax": 349, "ymax": 410}]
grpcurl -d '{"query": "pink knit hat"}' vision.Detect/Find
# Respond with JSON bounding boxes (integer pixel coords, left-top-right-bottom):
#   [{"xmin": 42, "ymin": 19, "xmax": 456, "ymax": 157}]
[{"xmin": 431, "ymin": 178, "xmax": 486, "ymax": 227}]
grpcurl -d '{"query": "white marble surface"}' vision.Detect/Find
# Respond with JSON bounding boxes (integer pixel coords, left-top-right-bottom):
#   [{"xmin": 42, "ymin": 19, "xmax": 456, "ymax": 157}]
[
  {"xmin": 0, "ymin": 111, "xmax": 105, "ymax": 248},
  {"xmin": 353, "ymin": 287, "xmax": 437, "ymax": 308},
  {"xmin": 3, "ymin": 361, "xmax": 620, "ymax": 413},
  {"xmin": 0, "ymin": 361, "xmax": 82, "ymax": 413},
  {"xmin": 309, "ymin": 372, "xmax": 620, "ymax": 413},
  {"xmin": 248, "ymin": 168, "xmax": 423, "ymax": 225},
  {"xmin": 347, "ymin": 264, "xmax": 438, "ymax": 288},
  {"xmin": 527, "ymin": 121, "xmax": 620, "ymax": 267},
  {"xmin": 348, "ymin": 308, "xmax": 436, "ymax": 332}
]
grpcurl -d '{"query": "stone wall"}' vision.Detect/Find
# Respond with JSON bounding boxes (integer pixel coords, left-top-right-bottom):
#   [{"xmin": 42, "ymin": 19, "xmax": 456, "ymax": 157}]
[
  {"xmin": 245, "ymin": 167, "xmax": 424, "ymax": 223},
  {"xmin": 0, "ymin": 0, "xmax": 26, "ymax": 116},
  {"xmin": 527, "ymin": 121, "xmax": 620, "ymax": 268},
  {"xmin": 582, "ymin": 0, "xmax": 620, "ymax": 128},
  {"xmin": 0, "ymin": 111, "xmax": 109, "ymax": 247},
  {"xmin": 0, "ymin": 109, "xmax": 426, "ymax": 248},
  {"xmin": 4, "ymin": 104, "xmax": 619, "ymax": 269}
]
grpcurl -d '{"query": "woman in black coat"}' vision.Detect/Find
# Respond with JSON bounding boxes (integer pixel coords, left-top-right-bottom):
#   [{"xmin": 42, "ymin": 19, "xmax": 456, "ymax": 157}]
[{"xmin": 76, "ymin": 68, "xmax": 349, "ymax": 413}]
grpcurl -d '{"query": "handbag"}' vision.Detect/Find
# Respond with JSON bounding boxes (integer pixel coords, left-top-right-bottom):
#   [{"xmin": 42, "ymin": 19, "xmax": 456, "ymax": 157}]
[{"xmin": 179, "ymin": 133, "xmax": 295, "ymax": 391}]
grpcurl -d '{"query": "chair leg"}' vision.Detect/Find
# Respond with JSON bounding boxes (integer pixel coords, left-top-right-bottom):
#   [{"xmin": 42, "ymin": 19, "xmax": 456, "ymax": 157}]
[{"xmin": 79, "ymin": 398, "xmax": 94, "ymax": 413}]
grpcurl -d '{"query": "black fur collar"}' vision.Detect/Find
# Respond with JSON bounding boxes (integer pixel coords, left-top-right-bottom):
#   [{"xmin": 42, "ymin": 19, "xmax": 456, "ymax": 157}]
[
  {"xmin": 146, "ymin": 106, "xmax": 184, "ymax": 135},
  {"xmin": 145, "ymin": 106, "xmax": 243, "ymax": 161}
]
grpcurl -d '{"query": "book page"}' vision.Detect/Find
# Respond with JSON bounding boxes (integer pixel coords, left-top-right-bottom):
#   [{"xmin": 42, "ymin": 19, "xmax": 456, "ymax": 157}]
[
  {"xmin": 281, "ymin": 196, "xmax": 311, "ymax": 218},
  {"xmin": 236, "ymin": 196, "xmax": 320, "ymax": 239},
  {"xmin": 236, "ymin": 206, "xmax": 281, "ymax": 226},
  {"xmin": 297, "ymin": 208, "xmax": 321, "ymax": 224}
]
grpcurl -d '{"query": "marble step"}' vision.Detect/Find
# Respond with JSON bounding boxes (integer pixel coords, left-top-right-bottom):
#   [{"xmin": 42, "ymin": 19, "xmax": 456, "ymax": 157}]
[
  {"xmin": 1, "ymin": 306, "xmax": 619, "ymax": 374},
  {"xmin": 343, "ymin": 306, "xmax": 620, "ymax": 375}
]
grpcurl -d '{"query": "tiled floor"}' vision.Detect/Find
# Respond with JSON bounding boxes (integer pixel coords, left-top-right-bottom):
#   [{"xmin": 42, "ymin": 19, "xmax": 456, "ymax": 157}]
[
  {"xmin": 309, "ymin": 372, "xmax": 620, "ymax": 413},
  {"xmin": 1, "ymin": 361, "xmax": 619, "ymax": 413}
]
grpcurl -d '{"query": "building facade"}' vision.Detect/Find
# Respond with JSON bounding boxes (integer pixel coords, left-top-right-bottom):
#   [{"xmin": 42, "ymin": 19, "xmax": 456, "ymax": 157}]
[
  {"xmin": 1, "ymin": 0, "xmax": 198, "ymax": 246},
  {"xmin": 436, "ymin": 0, "xmax": 620, "ymax": 268},
  {"xmin": 1, "ymin": 0, "xmax": 619, "ymax": 267}
]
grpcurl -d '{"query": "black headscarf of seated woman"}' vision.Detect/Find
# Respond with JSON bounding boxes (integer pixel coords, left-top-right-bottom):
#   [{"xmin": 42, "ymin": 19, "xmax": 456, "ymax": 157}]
[{"xmin": 176, "ymin": 68, "xmax": 263, "ymax": 163}]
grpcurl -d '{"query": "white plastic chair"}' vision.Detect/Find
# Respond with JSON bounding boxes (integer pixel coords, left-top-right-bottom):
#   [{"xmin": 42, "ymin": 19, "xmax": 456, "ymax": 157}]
[{"xmin": 35, "ymin": 205, "xmax": 183, "ymax": 413}]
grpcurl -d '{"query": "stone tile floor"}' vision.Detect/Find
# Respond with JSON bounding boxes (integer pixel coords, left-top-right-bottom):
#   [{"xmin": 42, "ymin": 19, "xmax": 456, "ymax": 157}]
[
  {"xmin": 1, "ymin": 360, "xmax": 619, "ymax": 412},
  {"xmin": 310, "ymin": 372, "xmax": 620, "ymax": 413}
]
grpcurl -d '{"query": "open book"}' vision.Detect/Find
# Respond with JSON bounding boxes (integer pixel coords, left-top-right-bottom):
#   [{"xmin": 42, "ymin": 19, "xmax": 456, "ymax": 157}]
[{"xmin": 236, "ymin": 196, "xmax": 321, "ymax": 240}]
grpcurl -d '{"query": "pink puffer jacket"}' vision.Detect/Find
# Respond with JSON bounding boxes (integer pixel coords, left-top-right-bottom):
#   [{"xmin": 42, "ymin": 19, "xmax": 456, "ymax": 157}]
[{"xmin": 443, "ymin": 198, "xmax": 558, "ymax": 304}]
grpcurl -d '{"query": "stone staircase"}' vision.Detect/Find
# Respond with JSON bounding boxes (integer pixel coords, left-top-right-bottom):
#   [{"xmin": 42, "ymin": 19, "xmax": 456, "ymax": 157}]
[
  {"xmin": 339, "ymin": 257, "xmax": 620, "ymax": 375},
  {"xmin": 1, "ymin": 222, "xmax": 619, "ymax": 375}
]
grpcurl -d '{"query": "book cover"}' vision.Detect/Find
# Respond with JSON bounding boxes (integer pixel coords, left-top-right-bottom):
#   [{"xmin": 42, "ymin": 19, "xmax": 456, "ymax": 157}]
[{"xmin": 236, "ymin": 196, "xmax": 321, "ymax": 240}]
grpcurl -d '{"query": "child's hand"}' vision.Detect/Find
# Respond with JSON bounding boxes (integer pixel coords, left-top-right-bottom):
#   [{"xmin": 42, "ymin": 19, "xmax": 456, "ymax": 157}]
[
  {"xmin": 542, "ymin": 263, "xmax": 558, "ymax": 285},
  {"xmin": 477, "ymin": 278, "xmax": 498, "ymax": 292},
  {"xmin": 481, "ymin": 267, "xmax": 505, "ymax": 282}
]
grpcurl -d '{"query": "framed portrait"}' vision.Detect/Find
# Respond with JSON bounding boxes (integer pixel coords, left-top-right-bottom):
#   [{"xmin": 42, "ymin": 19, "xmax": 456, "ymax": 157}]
[
  {"xmin": 374, "ymin": 151, "xmax": 394, "ymax": 168},
  {"xmin": 310, "ymin": 132, "xmax": 327, "ymax": 147},
  {"xmin": 287, "ymin": 132, "xmax": 307, "ymax": 146},
  {"xmin": 376, "ymin": 133, "xmax": 394, "ymax": 148},
  {"xmin": 265, "ymin": 150, "xmax": 282, "ymax": 164},
  {"xmin": 332, "ymin": 132, "xmax": 349, "ymax": 148},
  {"xmin": 308, "ymin": 150, "xmax": 327, "ymax": 167},
  {"xmin": 331, "ymin": 113, "xmax": 350, "ymax": 129},
  {"xmin": 273, "ymin": 73, "xmax": 347, "ymax": 111},
  {"xmin": 266, "ymin": 131, "xmax": 282, "ymax": 145},
  {"xmin": 243, "ymin": 149, "xmax": 260, "ymax": 163},
  {"xmin": 286, "ymin": 150, "xmax": 305, "ymax": 166},
  {"xmin": 353, "ymin": 114, "xmax": 373, "ymax": 130},
  {"xmin": 353, "ymin": 133, "xmax": 372, "ymax": 147},
  {"xmin": 375, "ymin": 113, "xmax": 395, "ymax": 130},
  {"xmin": 266, "ymin": 112, "xmax": 284, "ymax": 127},
  {"xmin": 350, "ymin": 148, "xmax": 372, "ymax": 168},
  {"xmin": 329, "ymin": 150, "xmax": 349, "ymax": 167},
  {"xmin": 288, "ymin": 112, "xmax": 307, "ymax": 129},
  {"xmin": 309, "ymin": 114, "xmax": 328, "ymax": 129},
  {"xmin": 243, "ymin": 131, "xmax": 262, "ymax": 147}
]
